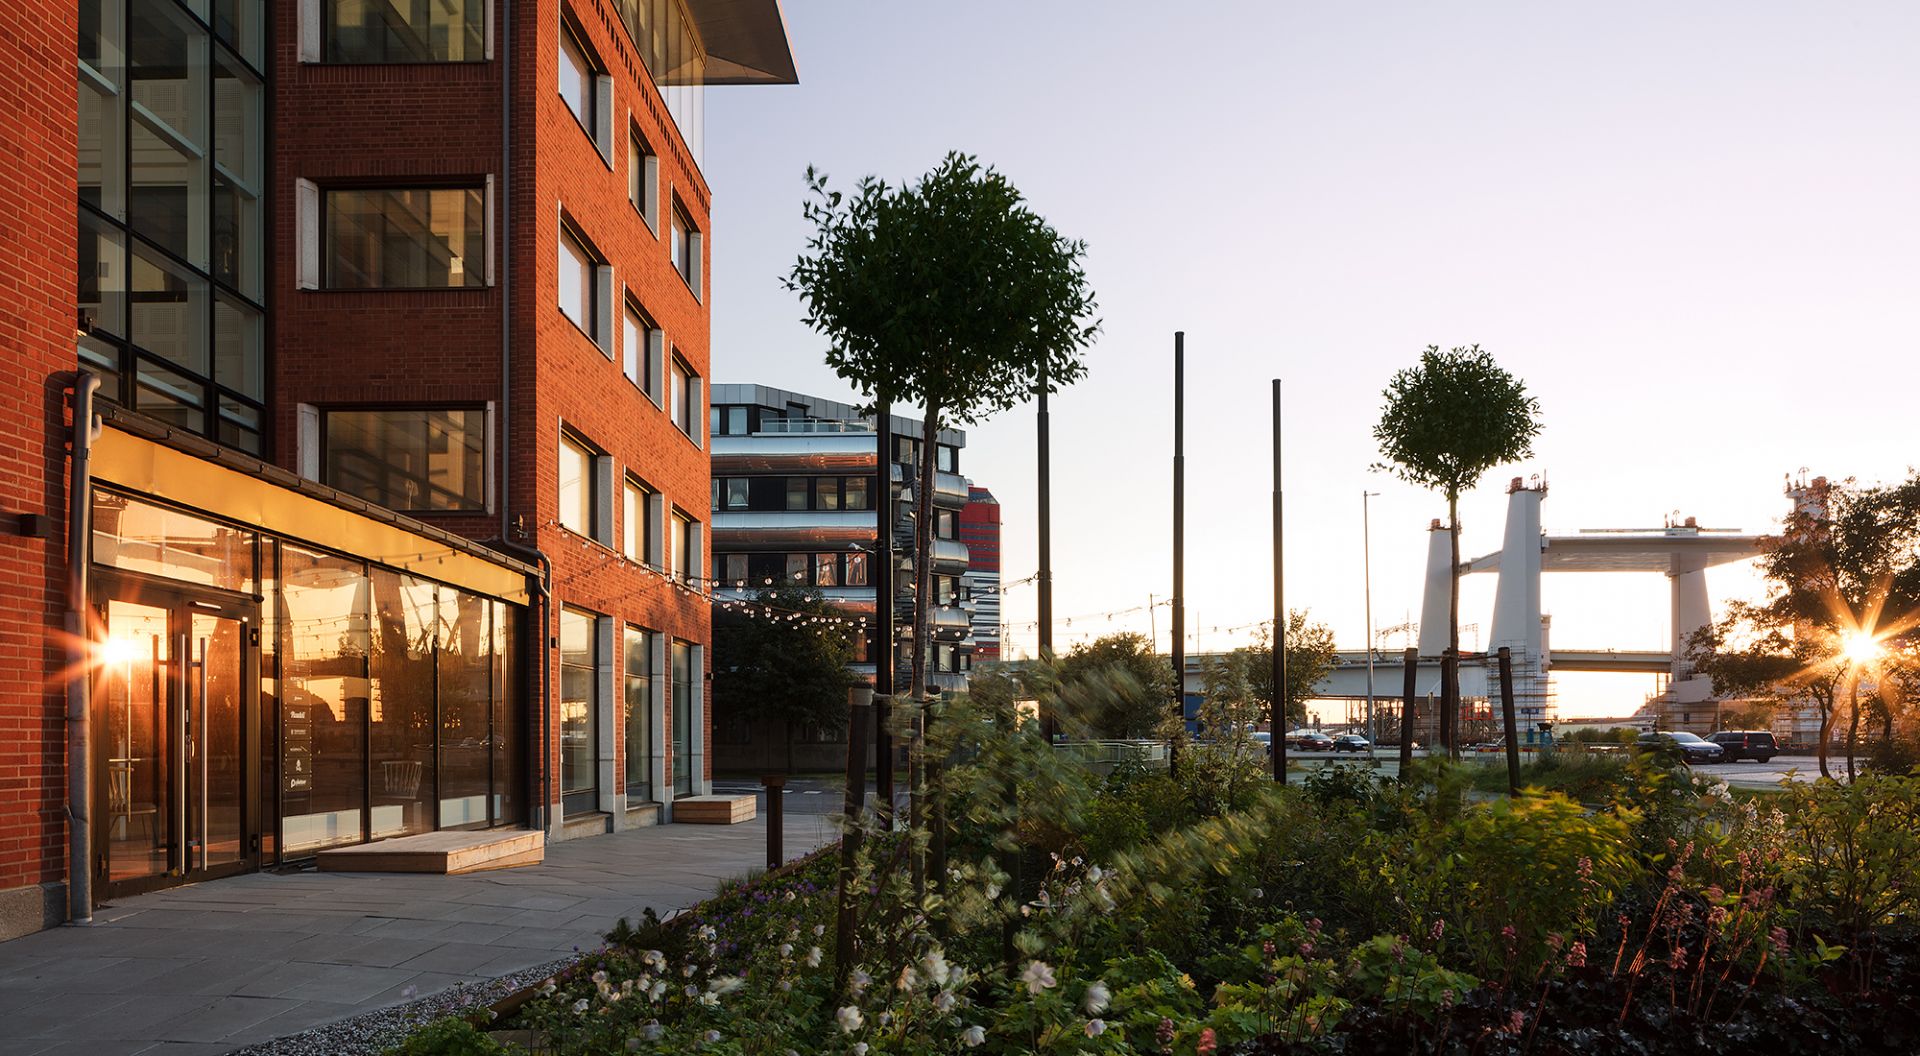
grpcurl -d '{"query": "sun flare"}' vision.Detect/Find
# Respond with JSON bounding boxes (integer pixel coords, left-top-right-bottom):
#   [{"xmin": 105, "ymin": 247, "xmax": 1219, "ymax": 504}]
[{"xmin": 1842, "ymin": 630, "xmax": 1884, "ymax": 666}]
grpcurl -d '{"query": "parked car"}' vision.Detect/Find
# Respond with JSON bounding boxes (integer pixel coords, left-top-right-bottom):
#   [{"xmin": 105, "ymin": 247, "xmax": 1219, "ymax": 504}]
[
  {"xmin": 1287, "ymin": 730, "xmax": 1334, "ymax": 752},
  {"xmin": 1635, "ymin": 730, "xmax": 1725, "ymax": 765},
  {"xmin": 1708, "ymin": 730, "xmax": 1778, "ymax": 762},
  {"xmin": 1331, "ymin": 734, "xmax": 1372, "ymax": 752}
]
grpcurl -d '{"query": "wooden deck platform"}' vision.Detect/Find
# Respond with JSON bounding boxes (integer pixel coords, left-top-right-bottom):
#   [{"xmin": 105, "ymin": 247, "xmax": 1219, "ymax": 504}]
[
  {"xmin": 315, "ymin": 828, "xmax": 545, "ymax": 874},
  {"xmin": 672, "ymin": 795, "xmax": 757, "ymax": 825}
]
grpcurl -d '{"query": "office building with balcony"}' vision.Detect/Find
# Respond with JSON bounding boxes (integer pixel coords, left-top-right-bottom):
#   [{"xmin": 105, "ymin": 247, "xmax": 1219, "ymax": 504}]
[
  {"xmin": 959, "ymin": 486, "xmax": 1002, "ymax": 665},
  {"xmin": 0, "ymin": 0, "xmax": 794, "ymax": 938},
  {"xmin": 706, "ymin": 385, "xmax": 974, "ymax": 771}
]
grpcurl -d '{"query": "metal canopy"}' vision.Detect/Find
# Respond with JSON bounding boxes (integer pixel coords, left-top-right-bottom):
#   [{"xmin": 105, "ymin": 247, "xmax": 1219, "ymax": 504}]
[{"xmin": 687, "ymin": 0, "xmax": 799, "ymax": 85}]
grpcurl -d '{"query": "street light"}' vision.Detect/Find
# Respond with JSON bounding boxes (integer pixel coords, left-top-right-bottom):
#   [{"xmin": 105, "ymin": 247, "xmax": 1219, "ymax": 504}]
[{"xmin": 1363, "ymin": 490, "xmax": 1380, "ymax": 761}]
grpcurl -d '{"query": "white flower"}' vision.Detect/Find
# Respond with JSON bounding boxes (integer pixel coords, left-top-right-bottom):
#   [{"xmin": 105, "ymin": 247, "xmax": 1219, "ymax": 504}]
[
  {"xmin": 539, "ymin": 979, "xmax": 557, "ymax": 996},
  {"xmin": 697, "ymin": 924, "xmax": 717, "ymax": 941},
  {"xmin": 1021, "ymin": 960, "xmax": 1057, "ymax": 995},
  {"xmin": 697, "ymin": 993, "xmax": 719, "ymax": 1008},
  {"xmin": 684, "ymin": 984, "xmax": 699, "ymax": 998},
  {"xmin": 591, "ymin": 970, "xmax": 608, "ymax": 985},
  {"xmin": 646, "ymin": 980, "xmax": 667, "ymax": 1000},
  {"xmin": 985, "ymin": 882, "xmax": 1003, "ymax": 900},
  {"xmin": 778, "ymin": 943, "xmax": 793, "ymax": 958},
  {"xmin": 897, "ymin": 966, "xmax": 920, "ymax": 991},
  {"xmin": 572, "ymin": 998, "xmax": 590, "ymax": 1014},
  {"xmin": 921, "ymin": 948, "xmax": 952, "ymax": 987},
  {"xmin": 642, "ymin": 950, "xmax": 666, "ymax": 970},
  {"xmin": 1088, "ymin": 864, "xmax": 1105, "ymax": 883},
  {"xmin": 1250, "ymin": 887, "xmax": 1266, "ymax": 900},
  {"xmin": 778, "ymin": 980, "xmax": 792, "ymax": 992},
  {"xmin": 682, "ymin": 965, "xmax": 695, "ymax": 978},
  {"xmin": 806, "ymin": 945, "xmax": 824, "ymax": 968},
  {"xmin": 961, "ymin": 1024, "xmax": 987, "ymax": 1047},
  {"xmin": 642, "ymin": 1021, "xmax": 664, "ymax": 1041},
  {"xmin": 933, "ymin": 991, "xmax": 957, "ymax": 1014},
  {"xmin": 852, "ymin": 1045, "xmax": 869, "ymax": 1056},
  {"xmin": 837, "ymin": 1005, "xmax": 865, "ymax": 1033},
  {"xmin": 849, "ymin": 968, "xmax": 872, "ymax": 994},
  {"xmin": 707, "ymin": 975, "xmax": 746, "ymax": 997},
  {"xmin": 1086, "ymin": 1018, "xmax": 1107, "ymax": 1037},
  {"xmin": 813, "ymin": 923, "xmax": 826, "ymax": 937},
  {"xmin": 703, "ymin": 1029, "xmax": 721, "ymax": 1043},
  {"xmin": 1083, "ymin": 980, "xmax": 1111, "ymax": 1014}
]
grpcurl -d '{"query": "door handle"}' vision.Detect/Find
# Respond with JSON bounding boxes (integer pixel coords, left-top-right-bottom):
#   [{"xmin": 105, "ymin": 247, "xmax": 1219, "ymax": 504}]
[{"xmin": 199, "ymin": 635, "xmax": 209, "ymax": 872}]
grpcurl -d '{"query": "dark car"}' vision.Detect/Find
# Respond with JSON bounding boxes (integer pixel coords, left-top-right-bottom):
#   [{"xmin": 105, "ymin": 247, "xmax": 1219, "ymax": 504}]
[
  {"xmin": 1635, "ymin": 730, "xmax": 1724, "ymax": 765},
  {"xmin": 1709, "ymin": 730, "xmax": 1778, "ymax": 762},
  {"xmin": 1287, "ymin": 730, "xmax": 1335, "ymax": 752},
  {"xmin": 1331, "ymin": 734, "xmax": 1372, "ymax": 753}
]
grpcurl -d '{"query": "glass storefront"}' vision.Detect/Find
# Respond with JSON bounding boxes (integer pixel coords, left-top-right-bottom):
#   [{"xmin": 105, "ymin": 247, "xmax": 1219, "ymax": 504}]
[{"xmin": 91, "ymin": 489, "xmax": 527, "ymax": 884}]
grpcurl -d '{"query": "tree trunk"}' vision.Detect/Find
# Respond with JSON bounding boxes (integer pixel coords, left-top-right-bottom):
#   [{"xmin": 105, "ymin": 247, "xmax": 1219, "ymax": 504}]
[
  {"xmin": 1846, "ymin": 678, "xmax": 1861, "ymax": 783},
  {"xmin": 908, "ymin": 406, "xmax": 940, "ymax": 896},
  {"xmin": 1446, "ymin": 489, "xmax": 1462, "ymax": 759},
  {"xmin": 1816, "ymin": 695, "xmax": 1833, "ymax": 779}
]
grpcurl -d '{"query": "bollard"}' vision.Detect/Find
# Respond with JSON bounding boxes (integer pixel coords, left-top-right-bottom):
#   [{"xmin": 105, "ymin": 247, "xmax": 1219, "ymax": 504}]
[{"xmin": 763, "ymin": 772, "xmax": 787, "ymax": 871}]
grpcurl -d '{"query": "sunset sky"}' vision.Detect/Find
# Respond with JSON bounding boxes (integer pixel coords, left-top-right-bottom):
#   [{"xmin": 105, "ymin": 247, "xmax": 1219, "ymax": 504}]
[{"xmin": 701, "ymin": 2, "xmax": 1920, "ymax": 717}]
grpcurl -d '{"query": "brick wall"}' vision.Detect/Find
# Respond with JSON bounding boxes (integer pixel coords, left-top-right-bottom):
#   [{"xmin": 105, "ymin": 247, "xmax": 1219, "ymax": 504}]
[
  {"xmin": 0, "ymin": 0, "xmax": 80, "ymax": 915},
  {"xmin": 272, "ymin": 0, "xmax": 715, "ymax": 816}
]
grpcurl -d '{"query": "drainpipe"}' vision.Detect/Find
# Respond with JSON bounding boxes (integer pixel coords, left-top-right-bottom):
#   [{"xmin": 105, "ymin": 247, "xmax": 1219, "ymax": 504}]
[{"xmin": 66, "ymin": 372, "xmax": 102, "ymax": 926}]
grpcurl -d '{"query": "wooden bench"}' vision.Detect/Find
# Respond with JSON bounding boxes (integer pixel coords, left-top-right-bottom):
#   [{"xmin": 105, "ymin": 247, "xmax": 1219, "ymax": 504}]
[
  {"xmin": 316, "ymin": 828, "xmax": 545, "ymax": 874},
  {"xmin": 672, "ymin": 794, "xmax": 757, "ymax": 825}
]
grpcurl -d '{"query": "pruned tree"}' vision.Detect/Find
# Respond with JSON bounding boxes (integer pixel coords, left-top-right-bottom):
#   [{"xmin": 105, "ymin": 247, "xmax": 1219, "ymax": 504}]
[
  {"xmin": 1057, "ymin": 632, "xmax": 1176, "ymax": 738},
  {"xmin": 1374, "ymin": 346, "xmax": 1542, "ymax": 755},
  {"xmin": 1241, "ymin": 609, "xmax": 1340, "ymax": 730},
  {"xmin": 711, "ymin": 587, "xmax": 859, "ymax": 774},
  {"xmin": 786, "ymin": 152, "xmax": 1099, "ymax": 712}
]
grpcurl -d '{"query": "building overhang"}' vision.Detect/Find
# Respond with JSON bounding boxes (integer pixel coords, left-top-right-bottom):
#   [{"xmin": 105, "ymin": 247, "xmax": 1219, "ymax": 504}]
[
  {"xmin": 1466, "ymin": 532, "xmax": 1766, "ymax": 575},
  {"xmin": 687, "ymin": 0, "xmax": 799, "ymax": 85}
]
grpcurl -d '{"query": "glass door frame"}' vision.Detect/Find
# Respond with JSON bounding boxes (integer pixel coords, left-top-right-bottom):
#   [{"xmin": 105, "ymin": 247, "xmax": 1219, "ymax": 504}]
[{"xmin": 92, "ymin": 567, "xmax": 261, "ymax": 901}]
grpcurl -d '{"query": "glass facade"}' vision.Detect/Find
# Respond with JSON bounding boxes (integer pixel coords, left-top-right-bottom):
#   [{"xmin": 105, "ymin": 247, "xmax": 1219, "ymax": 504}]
[
  {"xmin": 623, "ymin": 627, "xmax": 653, "ymax": 800},
  {"xmin": 613, "ymin": 0, "xmax": 706, "ymax": 168},
  {"xmin": 670, "ymin": 639, "xmax": 692, "ymax": 796},
  {"xmin": 324, "ymin": 188, "xmax": 485, "ymax": 289},
  {"xmin": 92, "ymin": 492, "xmax": 526, "ymax": 860},
  {"xmin": 559, "ymin": 609, "xmax": 598, "ymax": 813},
  {"xmin": 323, "ymin": 407, "xmax": 488, "ymax": 512},
  {"xmin": 79, "ymin": 0, "xmax": 267, "ymax": 452},
  {"xmin": 326, "ymin": 0, "xmax": 486, "ymax": 63}
]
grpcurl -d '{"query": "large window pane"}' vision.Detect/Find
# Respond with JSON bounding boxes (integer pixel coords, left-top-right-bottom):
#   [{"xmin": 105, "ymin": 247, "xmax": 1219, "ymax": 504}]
[
  {"xmin": 368, "ymin": 570, "xmax": 436, "ymax": 839},
  {"xmin": 492, "ymin": 601, "xmax": 524, "ymax": 824},
  {"xmin": 558, "ymin": 229, "xmax": 592, "ymax": 329},
  {"xmin": 438, "ymin": 587, "xmax": 491, "ymax": 827},
  {"xmin": 128, "ymin": 0, "xmax": 209, "ymax": 268},
  {"xmin": 559, "ymin": 24, "xmax": 592, "ymax": 130},
  {"xmin": 327, "ymin": 0, "xmax": 485, "ymax": 63},
  {"xmin": 213, "ymin": 292, "xmax": 262, "ymax": 399},
  {"xmin": 280, "ymin": 545, "xmax": 369, "ymax": 854},
  {"xmin": 131, "ymin": 238, "xmax": 209, "ymax": 374},
  {"xmin": 213, "ymin": 0, "xmax": 264, "ymax": 68},
  {"xmin": 326, "ymin": 188, "xmax": 484, "ymax": 289},
  {"xmin": 80, "ymin": 211, "xmax": 128, "ymax": 338},
  {"xmin": 80, "ymin": 68, "xmax": 127, "ymax": 219},
  {"xmin": 558, "ymin": 433, "xmax": 591, "ymax": 535},
  {"xmin": 623, "ymin": 480, "xmax": 650, "ymax": 562},
  {"xmin": 93, "ymin": 489, "xmax": 254, "ymax": 593},
  {"xmin": 135, "ymin": 357, "xmax": 207, "ymax": 433},
  {"xmin": 623, "ymin": 627, "xmax": 652, "ymax": 800},
  {"xmin": 560, "ymin": 610, "xmax": 598, "ymax": 810},
  {"xmin": 324, "ymin": 408, "xmax": 487, "ymax": 512},
  {"xmin": 670, "ymin": 639, "xmax": 691, "ymax": 797},
  {"xmin": 212, "ymin": 49, "xmax": 262, "ymax": 299}
]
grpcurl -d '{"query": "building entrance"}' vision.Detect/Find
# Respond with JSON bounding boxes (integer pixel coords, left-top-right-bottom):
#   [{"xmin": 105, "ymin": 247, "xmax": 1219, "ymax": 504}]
[{"xmin": 92, "ymin": 575, "xmax": 259, "ymax": 899}]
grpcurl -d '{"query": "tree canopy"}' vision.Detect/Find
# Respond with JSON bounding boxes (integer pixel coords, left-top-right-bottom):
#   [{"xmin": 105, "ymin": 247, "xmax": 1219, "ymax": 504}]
[
  {"xmin": 711, "ymin": 588, "xmax": 860, "ymax": 769},
  {"xmin": 1240, "ymin": 610, "xmax": 1341, "ymax": 729},
  {"xmin": 1057, "ymin": 632, "xmax": 1176, "ymax": 738},
  {"xmin": 1373, "ymin": 345, "xmax": 1543, "ymax": 503}
]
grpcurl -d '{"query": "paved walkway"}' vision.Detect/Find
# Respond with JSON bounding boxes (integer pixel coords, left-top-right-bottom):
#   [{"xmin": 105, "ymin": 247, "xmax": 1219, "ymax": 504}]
[{"xmin": 0, "ymin": 804, "xmax": 839, "ymax": 1055}]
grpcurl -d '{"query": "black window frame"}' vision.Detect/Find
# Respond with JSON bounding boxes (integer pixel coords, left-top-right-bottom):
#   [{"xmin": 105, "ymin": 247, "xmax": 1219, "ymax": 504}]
[{"xmin": 318, "ymin": 404, "xmax": 489, "ymax": 514}]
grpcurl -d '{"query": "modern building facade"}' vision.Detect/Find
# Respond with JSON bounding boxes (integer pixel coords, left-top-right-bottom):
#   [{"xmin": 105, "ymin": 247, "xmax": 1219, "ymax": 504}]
[
  {"xmin": 959, "ymin": 486, "xmax": 1001, "ymax": 665},
  {"xmin": 0, "ymin": 0, "xmax": 793, "ymax": 939},
  {"xmin": 706, "ymin": 384, "xmax": 974, "ymax": 772}
]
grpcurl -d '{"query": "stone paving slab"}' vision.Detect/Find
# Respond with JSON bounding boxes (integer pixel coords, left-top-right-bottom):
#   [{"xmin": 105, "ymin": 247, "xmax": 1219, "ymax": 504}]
[{"xmin": 0, "ymin": 804, "xmax": 837, "ymax": 1054}]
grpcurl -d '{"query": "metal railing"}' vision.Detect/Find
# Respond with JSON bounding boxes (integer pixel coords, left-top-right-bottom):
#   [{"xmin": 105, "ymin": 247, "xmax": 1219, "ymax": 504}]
[{"xmin": 753, "ymin": 419, "xmax": 875, "ymax": 435}]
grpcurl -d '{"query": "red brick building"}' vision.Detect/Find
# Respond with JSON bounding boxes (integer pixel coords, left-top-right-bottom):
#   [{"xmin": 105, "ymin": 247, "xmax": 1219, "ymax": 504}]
[
  {"xmin": 959, "ymin": 486, "xmax": 1002, "ymax": 664},
  {"xmin": 0, "ymin": 0, "xmax": 794, "ymax": 939}
]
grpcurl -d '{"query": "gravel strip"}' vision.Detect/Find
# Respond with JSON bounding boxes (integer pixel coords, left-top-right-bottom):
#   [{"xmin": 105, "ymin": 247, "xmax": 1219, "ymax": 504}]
[{"xmin": 229, "ymin": 954, "xmax": 580, "ymax": 1056}]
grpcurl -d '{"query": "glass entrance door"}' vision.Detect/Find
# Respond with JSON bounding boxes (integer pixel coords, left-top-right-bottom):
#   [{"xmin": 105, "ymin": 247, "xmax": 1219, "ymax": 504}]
[{"xmin": 95, "ymin": 582, "xmax": 257, "ymax": 898}]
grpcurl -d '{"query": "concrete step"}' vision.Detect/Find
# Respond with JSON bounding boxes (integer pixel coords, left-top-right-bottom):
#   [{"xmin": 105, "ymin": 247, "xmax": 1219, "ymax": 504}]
[
  {"xmin": 672, "ymin": 795, "xmax": 757, "ymax": 825},
  {"xmin": 315, "ymin": 828, "xmax": 545, "ymax": 874}
]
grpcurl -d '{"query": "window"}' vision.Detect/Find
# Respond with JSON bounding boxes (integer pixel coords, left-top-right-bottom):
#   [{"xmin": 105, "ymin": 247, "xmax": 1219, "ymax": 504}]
[
  {"xmin": 622, "ymin": 301, "xmax": 662, "ymax": 399},
  {"xmin": 559, "ymin": 609, "xmax": 599, "ymax": 814},
  {"xmin": 845, "ymin": 551, "xmax": 870, "ymax": 587},
  {"xmin": 324, "ymin": 188, "xmax": 484, "ymax": 289},
  {"xmin": 818, "ymin": 478, "xmax": 840, "ymax": 511},
  {"xmin": 623, "ymin": 477, "xmax": 653, "ymax": 563},
  {"xmin": 785, "ymin": 477, "xmax": 808, "ymax": 512},
  {"xmin": 725, "ymin": 406, "xmax": 747, "ymax": 435},
  {"xmin": 324, "ymin": 0, "xmax": 485, "ymax": 63},
  {"xmin": 669, "ymin": 356, "xmax": 700, "ymax": 440},
  {"xmin": 937, "ymin": 444, "xmax": 958, "ymax": 473},
  {"xmin": 623, "ymin": 626, "xmax": 654, "ymax": 800},
  {"xmin": 629, "ymin": 131, "xmax": 659, "ymax": 232},
  {"xmin": 814, "ymin": 553, "xmax": 838, "ymax": 587},
  {"xmin": 559, "ymin": 431, "xmax": 609, "ymax": 542},
  {"xmin": 936, "ymin": 509, "xmax": 957, "ymax": 540},
  {"xmin": 322, "ymin": 407, "xmax": 486, "ymax": 512},
  {"xmin": 726, "ymin": 479, "xmax": 749, "ymax": 510},
  {"xmin": 785, "ymin": 553, "xmax": 807, "ymax": 585},
  {"xmin": 669, "ymin": 202, "xmax": 702, "ymax": 298},
  {"xmin": 721, "ymin": 553, "xmax": 746, "ymax": 585},
  {"xmin": 670, "ymin": 510, "xmax": 696, "ymax": 581},
  {"xmin": 558, "ymin": 227, "xmax": 593, "ymax": 331},
  {"xmin": 844, "ymin": 477, "xmax": 870, "ymax": 511},
  {"xmin": 558, "ymin": 18, "xmax": 614, "ymax": 164},
  {"xmin": 670, "ymin": 640, "xmax": 693, "ymax": 797}
]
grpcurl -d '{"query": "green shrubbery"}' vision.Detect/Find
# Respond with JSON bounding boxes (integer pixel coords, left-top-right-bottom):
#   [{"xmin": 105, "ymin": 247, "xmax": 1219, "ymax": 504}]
[{"xmin": 391, "ymin": 667, "xmax": 1920, "ymax": 1056}]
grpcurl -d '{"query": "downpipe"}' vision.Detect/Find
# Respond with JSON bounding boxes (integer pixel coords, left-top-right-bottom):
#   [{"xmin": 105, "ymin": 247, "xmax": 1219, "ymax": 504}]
[{"xmin": 66, "ymin": 373, "xmax": 101, "ymax": 926}]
